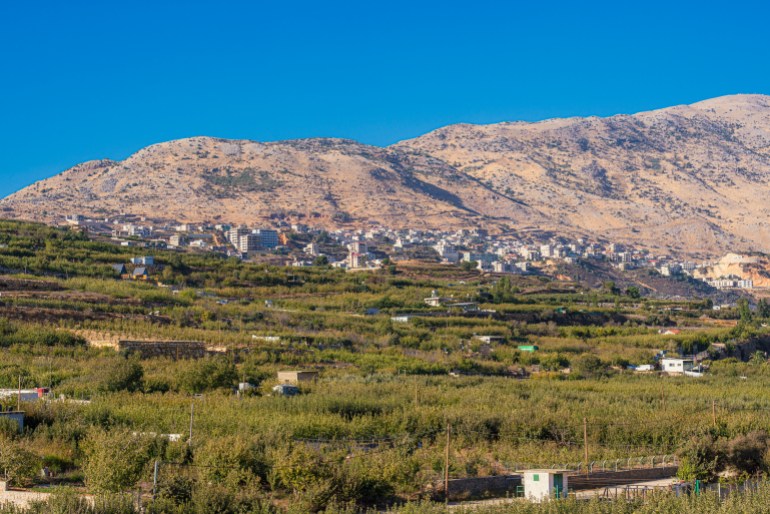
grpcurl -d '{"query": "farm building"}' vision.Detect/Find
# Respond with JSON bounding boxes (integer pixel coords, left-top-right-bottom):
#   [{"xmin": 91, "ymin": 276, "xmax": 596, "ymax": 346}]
[
  {"xmin": 661, "ymin": 358, "xmax": 694, "ymax": 374},
  {"xmin": 277, "ymin": 370, "xmax": 319, "ymax": 384},
  {"xmin": 272, "ymin": 384, "xmax": 300, "ymax": 396},
  {"xmin": 0, "ymin": 388, "xmax": 49, "ymax": 402},
  {"xmin": 520, "ymin": 469, "xmax": 569, "ymax": 502},
  {"xmin": 474, "ymin": 335, "xmax": 505, "ymax": 344}
]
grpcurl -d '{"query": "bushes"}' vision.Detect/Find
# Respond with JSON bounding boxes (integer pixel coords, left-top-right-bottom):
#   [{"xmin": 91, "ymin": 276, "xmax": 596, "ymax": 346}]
[
  {"xmin": 677, "ymin": 431, "xmax": 770, "ymax": 481},
  {"xmin": 0, "ymin": 436, "xmax": 39, "ymax": 486},
  {"xmin": 81, "ymin": 428, "xmax": 158, "ymax": 493},
  {"xmin": 176, "ymin": 357, "xmax": 237, "ymax": 394},
  {"xmin": 571, "ymin": 355, "xmax": 609, "ymax": 379},
  {"xmin": 96, "ymin": 356, "xmax": 144, "ymax": 393}
]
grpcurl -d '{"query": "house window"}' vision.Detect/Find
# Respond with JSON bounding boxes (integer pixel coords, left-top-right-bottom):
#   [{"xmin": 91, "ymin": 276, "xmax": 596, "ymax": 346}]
[{"xmin": 533, "ymin": 474, "xmax": 539, "ymax": 482}]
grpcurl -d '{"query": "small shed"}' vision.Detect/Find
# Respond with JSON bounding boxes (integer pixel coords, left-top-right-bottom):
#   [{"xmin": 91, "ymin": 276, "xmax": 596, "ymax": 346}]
[
  {"xmin": 272, "ymin": 384, "xmax": 300, "ymax": 396},
  {"xmin": 520, "ymin": 469, "xmax": 568, "ymax": 502},
  {"xmin": 0, "ymin": 411, "xmax": 25, "ymax": 432},
  {"xmin": 474, "ymin": 335, "xmax": 504, "ymax": 344},
  {"xmin": 277, "ymin": 370, "xmax": 318, "ymax": 384},
  {"xmin": 132, "ymin": 267, "xmax": 148, "ymax": 280},
  {"xmin": 661, "ymin": 358, "xmax": 694, "ymax": 374}
]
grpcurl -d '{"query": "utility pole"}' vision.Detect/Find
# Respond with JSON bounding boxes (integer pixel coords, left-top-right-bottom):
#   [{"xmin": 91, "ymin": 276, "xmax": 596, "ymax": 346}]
[
  {"xmin": 152, "ymin": 460, "xmax": 159, "ymax": 498},
  {"xmin": 444, "ymin": 423, "xmax": 451, "ymax": 505},
  {"xmin": 712, "ymin": 399, "xmax": 717, "ymax": 428},
  {"xmin": 188, "ymin": 401, "xmax": 195, "ymax": 445},
  {"xmin": 583, "ymin": 417, "xmax": 589, "ymax": 474}
]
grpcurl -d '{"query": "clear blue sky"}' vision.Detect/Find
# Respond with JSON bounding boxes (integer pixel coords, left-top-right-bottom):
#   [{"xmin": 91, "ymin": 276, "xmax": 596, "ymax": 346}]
[{"xmin": 2, "ymin": 0, "xmax": 769, "ymax": 197}]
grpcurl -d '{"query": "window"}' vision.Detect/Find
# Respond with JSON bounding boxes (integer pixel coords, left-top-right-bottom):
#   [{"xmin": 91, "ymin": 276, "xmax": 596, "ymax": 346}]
[{"xmin": 533, "ymin": 474, "xmax": 539, "ymax": 482}]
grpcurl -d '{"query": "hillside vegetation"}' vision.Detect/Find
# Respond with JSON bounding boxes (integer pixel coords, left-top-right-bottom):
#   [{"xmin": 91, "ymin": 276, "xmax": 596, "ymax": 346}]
[{"xmin": 0, "ymin": 221, "xmax": 769, "ymax": 512}]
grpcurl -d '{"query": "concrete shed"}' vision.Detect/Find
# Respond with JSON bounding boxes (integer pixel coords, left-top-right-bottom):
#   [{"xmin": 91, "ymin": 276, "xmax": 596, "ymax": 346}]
[
  {"xmin": 520, "ymin": 469, "xmax": 568, "ymax": 502},
  {"xmin": 277, "ymin": 370, "xmax": 318, "ymax": 384}
]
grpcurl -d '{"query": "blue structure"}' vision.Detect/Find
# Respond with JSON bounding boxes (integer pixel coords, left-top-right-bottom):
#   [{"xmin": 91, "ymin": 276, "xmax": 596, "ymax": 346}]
[{"xmin": 0, "ymin": 411, "xmax": 24, "ymax": 432}]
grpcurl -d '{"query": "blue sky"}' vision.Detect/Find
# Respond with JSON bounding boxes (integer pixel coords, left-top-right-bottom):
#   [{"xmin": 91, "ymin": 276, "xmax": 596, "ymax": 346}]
[{"xmin": 2, "ymin": 0, "xmax": 769, "ymax": 197}]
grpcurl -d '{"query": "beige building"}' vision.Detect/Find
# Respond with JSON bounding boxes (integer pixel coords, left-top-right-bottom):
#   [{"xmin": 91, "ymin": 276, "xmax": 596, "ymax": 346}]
[{"xmin": 277, "ymin": 370, "xmax": 319, "ymax": 384}]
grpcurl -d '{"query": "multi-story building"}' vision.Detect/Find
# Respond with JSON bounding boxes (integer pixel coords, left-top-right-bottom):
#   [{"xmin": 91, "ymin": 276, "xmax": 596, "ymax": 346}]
[
  {"xmin": 254, "ymin": 229, "xmax": 279, "ymax": 249},
  {"xmin": 238, "ymin": 234, "xmax": 260, "ymax": 253},
  {"xmin": 434, "ymin": 241, "xmax": 459, "ymax": 263},
  {"xmin": 229, "ymin": 226, "xmax": 251, "ymax": 247}
]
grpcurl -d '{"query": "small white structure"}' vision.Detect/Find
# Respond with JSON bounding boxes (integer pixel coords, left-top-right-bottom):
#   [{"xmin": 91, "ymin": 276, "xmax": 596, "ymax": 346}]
[
  {"xmin": 520, "ymin": 469, "xmax": 568, "ymax": 502},
  {"xmin": 661, "ymin": 358, "xmax": 694, "ymax": 375}
]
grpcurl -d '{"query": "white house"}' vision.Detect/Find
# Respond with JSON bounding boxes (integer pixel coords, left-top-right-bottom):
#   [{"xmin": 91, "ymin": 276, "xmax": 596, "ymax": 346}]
[
  {"xmin": 520, "ymin": 469, "xmax": 569, "ymax": 502},
  {"xmin": 661, "ymin": 358, "xmax": 694, "ymax": 375}
]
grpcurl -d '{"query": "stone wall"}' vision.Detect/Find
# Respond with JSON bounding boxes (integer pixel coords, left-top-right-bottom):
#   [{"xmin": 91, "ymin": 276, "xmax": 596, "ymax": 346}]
[
  {"xmin": 435, "ymin": 475, "xmax": 522, "ymax": 501},
  {"xmin": 118, "ymin": 340, "xmax": 226, "ymax": 360}
]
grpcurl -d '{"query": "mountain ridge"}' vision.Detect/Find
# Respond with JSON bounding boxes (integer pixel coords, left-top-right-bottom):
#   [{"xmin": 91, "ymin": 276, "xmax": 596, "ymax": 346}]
[{"xmin": 5, "ymin": 94, "xmax": 770, "ymax": 257}]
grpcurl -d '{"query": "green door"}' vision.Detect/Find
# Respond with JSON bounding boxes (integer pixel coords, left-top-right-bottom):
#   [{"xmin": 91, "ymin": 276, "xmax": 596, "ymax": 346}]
[{"xmin": 553, "ymin": 474, "xmax": 563, "ymax": 498}]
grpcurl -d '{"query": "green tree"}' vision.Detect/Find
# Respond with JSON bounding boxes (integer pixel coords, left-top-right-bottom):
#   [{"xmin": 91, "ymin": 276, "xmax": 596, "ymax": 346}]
[
  {"xmin": 97, "ymin": 356, "xmax": 144, "ymax": 393},
  {"xmin": 758, "ymin": 299, "xmax": 770, "ymax": 319},
  {"xmin": 677, "ymin": 435, "xmax": 721, "ymax": 481},
  {"xmin": 738, "ymin": 298, "xmax": 753, "ymax": 323},
  {"xmin": 177, "ymin": 357, "xmax": 237, "ymax": 394},
  {"xmin": 571, "ymin": 355, "xmax": 608, "ymax": 379},
  {"xmin": 625, "ymin": 286, "xmax": 641, "ymax": 299},
  {"xmin": 0, "ymin": 437, "xmax": 39, "ymax": 487},
  {"xmin": 81, "ymin": 429, "xmax": 154, "ymax": 493}
]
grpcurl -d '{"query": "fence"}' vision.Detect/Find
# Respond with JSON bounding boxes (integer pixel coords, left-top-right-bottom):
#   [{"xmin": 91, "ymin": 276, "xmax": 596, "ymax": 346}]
[
  {"xmin": 504, "ymin": 454, "xmax": 679, "ymax": 474},
  {"xmin": 593, "ymin": 476, "xmax": 770, "ymax": 503},
  {"xmin": 701, "ymin": 477, "xmax": 765, "ymax": 500}
]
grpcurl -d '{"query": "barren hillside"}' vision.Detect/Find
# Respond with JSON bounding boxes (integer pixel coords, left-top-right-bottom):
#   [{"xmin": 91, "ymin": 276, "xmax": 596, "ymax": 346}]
[{"xmin": 6, "ymin": 94, "xmax": 770, "ymax": 256}]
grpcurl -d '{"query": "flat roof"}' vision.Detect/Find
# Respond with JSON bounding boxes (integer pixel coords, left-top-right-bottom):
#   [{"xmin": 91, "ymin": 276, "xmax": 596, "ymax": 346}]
[{"xmin": 517, "ymin": 469, "xmax": 571, "ymax": 473}]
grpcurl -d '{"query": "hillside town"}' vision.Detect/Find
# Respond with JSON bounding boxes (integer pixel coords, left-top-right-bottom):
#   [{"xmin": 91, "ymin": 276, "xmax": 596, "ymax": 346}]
[{"xmin": 64, "ymin": 213, "xmax": 758, "ymax": 293}]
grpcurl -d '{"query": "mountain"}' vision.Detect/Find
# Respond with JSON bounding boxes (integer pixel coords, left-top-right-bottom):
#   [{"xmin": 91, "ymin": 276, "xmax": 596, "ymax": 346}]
[
  {"xmin": 1, "ymin": 138, "xmax": 538, "ymax": 232},
  {"xmin": 5, "ymin": 94, "xmax": 770, "ymax": 256}
]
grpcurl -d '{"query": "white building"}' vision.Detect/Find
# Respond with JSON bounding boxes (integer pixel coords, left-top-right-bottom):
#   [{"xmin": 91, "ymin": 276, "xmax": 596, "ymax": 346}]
[
  {"xmin": 520, "ymin": 469, "xmax": 569, "ymax": 502},
  {"xmin": 131, "ymin": 256, "xmax": 154, "ymax": 266},
  {"xmin": 434, "ymin": 242, "xmax": 459, "ymax": 263},
  {"xmin": 229, "ymin": 226, "xmax": 250, "ymax": 246},
  {"xmin": 238, "ymin": 233, "xmax": 260, "ymax": 253},
  {"xmin": 661, "ymin": 358, "xmax": 694, "ymax": 375}
]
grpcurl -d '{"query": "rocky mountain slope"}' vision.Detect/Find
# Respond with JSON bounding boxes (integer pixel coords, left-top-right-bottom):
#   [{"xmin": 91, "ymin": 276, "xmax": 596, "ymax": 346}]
[{"xmin": 5, "ymin": 94, "xmax": 770, "ymax": 256}]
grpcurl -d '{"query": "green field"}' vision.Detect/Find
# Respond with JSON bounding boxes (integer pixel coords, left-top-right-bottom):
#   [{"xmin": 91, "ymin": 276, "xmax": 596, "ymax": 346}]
[{"xmin": 0, "ymin": 221, "xmax": 769, "ymax": 513}]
